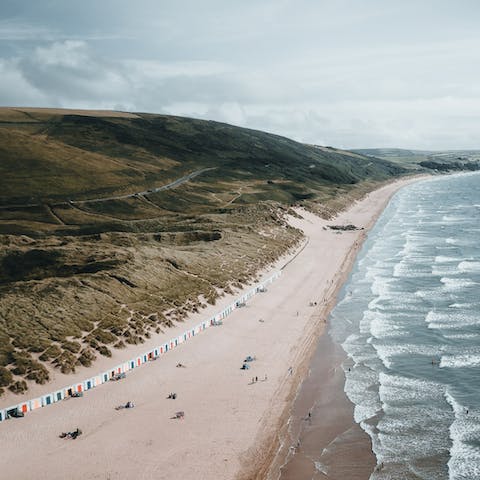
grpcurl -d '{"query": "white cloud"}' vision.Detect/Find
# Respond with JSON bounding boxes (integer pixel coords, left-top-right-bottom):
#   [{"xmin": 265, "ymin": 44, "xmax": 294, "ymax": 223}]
[
  {"xmin": 34, "ymin": 41, "xmax": 89, "ymax": 68},
  {"xmin": 1, "ymin": 2, "xmax": 480, "ymax": 149}
]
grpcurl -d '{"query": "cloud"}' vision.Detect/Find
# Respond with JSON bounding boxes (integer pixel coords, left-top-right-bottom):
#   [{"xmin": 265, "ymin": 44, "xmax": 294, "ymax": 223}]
[
  {"xmin": 0, "ymin": 19, "xmax": 55, "ymax": 41},
  {"xmin": 1, "ymin": 1, "xmax": 480, "ymax": 149}
]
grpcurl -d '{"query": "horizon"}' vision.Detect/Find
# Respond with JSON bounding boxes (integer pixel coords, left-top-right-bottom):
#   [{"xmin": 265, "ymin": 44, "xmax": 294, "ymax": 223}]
[{"xmin": 1, "ymin": 1, "xmax": 480, "ymax": 150}]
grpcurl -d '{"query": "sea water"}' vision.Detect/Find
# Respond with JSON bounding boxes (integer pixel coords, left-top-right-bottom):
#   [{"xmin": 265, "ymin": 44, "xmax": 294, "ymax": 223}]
[{"xmin": 329, "ymin": 172, "xmax": 480, "ymax": 480}]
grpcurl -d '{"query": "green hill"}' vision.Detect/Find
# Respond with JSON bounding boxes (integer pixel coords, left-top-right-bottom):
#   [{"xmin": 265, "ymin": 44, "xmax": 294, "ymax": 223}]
[{"xmin": 0, "ymin": 107, "xmax": 407, "ymax": 396}]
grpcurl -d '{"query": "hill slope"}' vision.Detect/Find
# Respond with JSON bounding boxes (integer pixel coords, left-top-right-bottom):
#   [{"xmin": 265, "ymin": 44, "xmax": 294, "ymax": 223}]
[
  {"xmin": 353, "ymin": 147, "xmax": 480, "ymax": 171},
  {"xmin": 0, "ymin": 107, "xmax": 406, "ymax": 395}
]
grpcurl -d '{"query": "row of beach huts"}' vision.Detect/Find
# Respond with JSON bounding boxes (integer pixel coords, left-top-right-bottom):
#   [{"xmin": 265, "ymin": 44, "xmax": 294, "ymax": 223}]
[{"xmin": 0, "ymin": 271, "xmax": 281, "ymax": 423}]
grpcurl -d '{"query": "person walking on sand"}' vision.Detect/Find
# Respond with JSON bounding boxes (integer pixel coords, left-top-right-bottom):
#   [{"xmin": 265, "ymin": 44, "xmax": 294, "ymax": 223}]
[{"xmin": 255, "ymin": 376, "xmax": 258, "ymax": 382}]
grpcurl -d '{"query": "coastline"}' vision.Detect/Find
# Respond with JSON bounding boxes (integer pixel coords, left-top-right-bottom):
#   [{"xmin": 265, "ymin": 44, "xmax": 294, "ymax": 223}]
[
  {"xmin": 0, "ymin": 176, "xmax": 426, "ymax": 480},
  {"xmin": 259, "ymin": 175, "xmax": 429, "ymax": 480}
]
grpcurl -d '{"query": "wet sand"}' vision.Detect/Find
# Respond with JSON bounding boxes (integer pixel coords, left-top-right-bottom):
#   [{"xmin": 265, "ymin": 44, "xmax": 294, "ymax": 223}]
[{"xmin": 273, "ymin": 332, "xmax": 375, "ymax": 480}]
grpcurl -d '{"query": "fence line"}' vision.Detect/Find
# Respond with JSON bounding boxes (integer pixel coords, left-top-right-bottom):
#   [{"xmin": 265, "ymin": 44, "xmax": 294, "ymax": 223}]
[{"xmin": 0, "ymin": 271, "xmax": 281, "ymax": 422}]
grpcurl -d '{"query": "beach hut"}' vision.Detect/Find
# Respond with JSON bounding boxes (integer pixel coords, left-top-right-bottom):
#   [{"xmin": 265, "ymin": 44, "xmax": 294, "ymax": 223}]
[
  {"xmin": 41, "ymin": 393, "xmax": 54, "ymax": 407},
  {"xmin": 136, "ymin": 356, "xmax": 142, "ymax": 367},
  {"xmin": 84, "ymin": 378, "xmax": 95, "ymax": 391},
  {"xmin": 122, "ymin": 362, "xmax": 130, "ymax": 371},
  {"xmin": 54, "ymin": 390, "xmax": 64, "ymax": 402},
  {"xmin": 29, "ymin": 398, "xmax": 42, "ymax": 411},
  {"xmin": 0, "ymin": 408, "xmax": 6, "ymax": 422},
  {"xmin": 74, "ymin": 383, "xmax": 83, "ymax": 393},
  {"xmin": 154, "ymin": 348, "xmax": 159, "ymax": 357},
  {"xmin": 129, "ymin": 359, "xmax": 135, "ymax": 369},
  {"xmin": 19, "ymin": 402, "xmax": 29, "ymax": 414}
]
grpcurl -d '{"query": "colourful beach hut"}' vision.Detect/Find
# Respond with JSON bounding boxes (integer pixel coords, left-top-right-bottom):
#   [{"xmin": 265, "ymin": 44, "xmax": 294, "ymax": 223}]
[
  {"xmin": 0, "ymin": 408, "xmax": 6, "ymax": 422},
  {"xmin": 29, "ymin": 398, "xmax": 42, "ymax": 411},
  {"xmin": 54, "ymin": 390, "xmax": 64, "ymax": 402},
  {"xmin": 41, "ymin": 393, "xmax": 54, "ymax": 406},
  {"xmin": 84, "ymin": 378, "xmax": 95, "ymax": 391}
]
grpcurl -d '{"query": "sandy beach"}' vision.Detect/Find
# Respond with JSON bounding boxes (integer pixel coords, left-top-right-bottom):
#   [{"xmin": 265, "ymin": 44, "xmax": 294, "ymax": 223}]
[{"xmin": 0, "ymin": 176, "xmax": 423, "ymax": 480}]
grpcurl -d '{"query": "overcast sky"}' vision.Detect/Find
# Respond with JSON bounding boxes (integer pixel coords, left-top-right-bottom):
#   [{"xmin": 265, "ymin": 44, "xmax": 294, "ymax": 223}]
[{"xmin": 1, "ymin": 0, "xmax": 479, "ymax": 149}]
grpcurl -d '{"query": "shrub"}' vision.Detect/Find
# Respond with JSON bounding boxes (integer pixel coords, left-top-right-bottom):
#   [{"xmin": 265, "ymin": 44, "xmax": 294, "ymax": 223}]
[
  {"xmin": 26, "ymin": 362, "xmax": 50, "ymax": 384},
  {"xmin": 93, "ymin": 328, "xmax": 116, "ymax": 344},
  {"xmin": 77, "ymin": 348, "xmax": 96, "ymax": 367},
  {"xmin": 53, "ymin": 351, "xmax": 77, "ymax": 374},
  {"xmin": 97, "ymin": 345, "xmax": 111, "ymax": 357},
  {"xmin": 9, "ymin": 380, "xmax": 27, "ymax": 394},
  {"xmin": 39, "ymin": 345, "xmax": 62, "ymax": 361},
  {"xmin": 0, "ymin": 366, "xmax": 13, "ymax": 387},
  {"xmin": 61, "ymin": 340, "xmax": 81, "ymax": 353}
]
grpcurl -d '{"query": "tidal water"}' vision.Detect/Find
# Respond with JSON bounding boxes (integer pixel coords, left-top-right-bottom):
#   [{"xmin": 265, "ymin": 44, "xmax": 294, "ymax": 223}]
[{"xmin": 330, "ymin": 172, "xmax": 480, "ymax": 480}]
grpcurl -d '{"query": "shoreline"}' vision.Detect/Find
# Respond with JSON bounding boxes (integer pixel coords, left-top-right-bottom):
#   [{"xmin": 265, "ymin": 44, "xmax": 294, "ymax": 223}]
[
  {"xmin": 0, "ymin": 175, "xmax": 426, "ymax": 480},
  {"xmin": 258, "ymin": 175, "xmax": 428, "ymax": 480}
]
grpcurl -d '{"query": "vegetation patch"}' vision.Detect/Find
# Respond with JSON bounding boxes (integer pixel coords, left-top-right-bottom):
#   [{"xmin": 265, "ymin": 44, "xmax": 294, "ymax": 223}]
[{"xmin": 0, "ymin": 107, "xmax": 417, "ymax": 396}]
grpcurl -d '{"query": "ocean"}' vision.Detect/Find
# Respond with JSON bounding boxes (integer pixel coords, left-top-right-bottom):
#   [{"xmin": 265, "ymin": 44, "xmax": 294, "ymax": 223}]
[{"xmin": 330, "ymin": 172, "xmax": 480, "ymax": 480}]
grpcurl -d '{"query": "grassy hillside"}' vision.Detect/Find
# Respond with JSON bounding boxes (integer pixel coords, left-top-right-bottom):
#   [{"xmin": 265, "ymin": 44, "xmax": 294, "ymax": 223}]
[
  {"xmin": 353, "ymin": 148, "xmax": 480, "ymax": 171},
  {"xmin": 0, "ymin": 107, "xmax": 407, "ymax": 396}
]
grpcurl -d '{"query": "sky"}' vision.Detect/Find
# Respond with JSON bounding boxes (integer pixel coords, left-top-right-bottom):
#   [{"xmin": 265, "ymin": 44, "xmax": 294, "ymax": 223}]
[{"xmin": 1, "ymin": 0, "xmax": 480, "ymax": 149}]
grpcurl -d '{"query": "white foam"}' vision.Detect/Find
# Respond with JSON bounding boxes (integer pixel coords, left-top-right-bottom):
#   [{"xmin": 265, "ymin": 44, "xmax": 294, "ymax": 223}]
[
  {"xmin": 314, "ymin": 461, "xmax": 328, "ymax": 475},
  {"xmin": 435, "ymin": 255, "xmax": 460, "ymax": 263},
  {"xmin": 369, "ymin": 312, "xmax": 409, "ymax": 339},
  {"xmin": 440, "ymin": 277, "xmax": 477, "ymax": 290},
  {"xmin": 445, "ymin": 390, "xmax": 480, "ymax": 479},
  {"xmin": 458, "ymin": 260, "xmax": 480, "ymax": 273},
  {"xmin": 379, "ymin": 372, "xmax": 445, "ymax": 403},
  {"xmin": 442, "ymin": 332, "xmax": 478, "ymax": 340},
  {"xmin": 442, "ymin": 215, "xmax": 467, "ymax": 223},
  {"xmin": 446, "ymin": 238, "xmax": 459, "ymax": 245},
  {"xmin": 448, "ymin": 302, "xmax": 477, "ymax": 309},
  {"xmin": 440, "ymin": 354, "xmax": 480, "ymax": 368},
  {"xmin": 374, "ymin": 343, "xmax": 442, "ymax": 369},
  {"xmin": 425, "ymin": 310, "xmax": 478, "ymax": 330}
]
